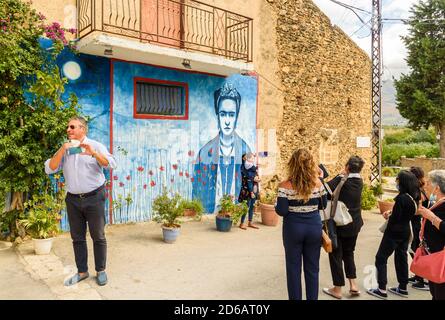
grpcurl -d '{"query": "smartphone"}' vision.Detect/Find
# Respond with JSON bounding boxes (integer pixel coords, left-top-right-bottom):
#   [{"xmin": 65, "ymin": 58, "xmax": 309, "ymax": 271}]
[
  {"xmin": 318, "ymin": 164, "xmax": 329, "ymax": 179},
  {"xmin": 68, "ymin": 146, "xmax": 83, "ymax": 155}
]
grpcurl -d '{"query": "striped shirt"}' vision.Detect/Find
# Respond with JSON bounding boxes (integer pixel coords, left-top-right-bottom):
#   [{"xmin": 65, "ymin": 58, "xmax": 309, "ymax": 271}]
[{"xmin": 275, "ymin": 184, "xmax": 327, "ymax": 216}]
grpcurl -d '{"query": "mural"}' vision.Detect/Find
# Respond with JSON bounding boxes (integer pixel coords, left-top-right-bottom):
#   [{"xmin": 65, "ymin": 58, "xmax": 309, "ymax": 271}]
[
  {"xmin": 54, "ymin": 45, "xmax": 257, "ymax": 226},
  {"xmin": 192, "ymin": 83, "xmax": 252, "ymax": 213}
]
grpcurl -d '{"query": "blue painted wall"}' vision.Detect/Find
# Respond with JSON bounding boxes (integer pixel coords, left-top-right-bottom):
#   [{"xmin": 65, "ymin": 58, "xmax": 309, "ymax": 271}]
[{"xmin": 56, "ymin": 46, "xmax": 257, "ymax": 225}]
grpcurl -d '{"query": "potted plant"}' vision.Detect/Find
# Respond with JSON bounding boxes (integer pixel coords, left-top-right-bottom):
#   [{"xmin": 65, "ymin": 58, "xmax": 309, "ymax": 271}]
[
  {"xmin": 259, "ymin": 190, "xmax": 279, "ymax": 226},
  {"xmin": 215, "ymin": 195, "xmax": 248, "ymax": 232},
  {"xmin": 378, "ymin": 197, "xmax": 395, "ymax": 214},
  {"xmin": 152, "ymin": 188, "xmax": 184, "ymax": 243},
  {"xmin": 19, "ymin": 190, "xmax": 64, "ymax": 255},
  {"xmin": 181, "ymin": 199, "xmax": 204, "ymax": 220}
]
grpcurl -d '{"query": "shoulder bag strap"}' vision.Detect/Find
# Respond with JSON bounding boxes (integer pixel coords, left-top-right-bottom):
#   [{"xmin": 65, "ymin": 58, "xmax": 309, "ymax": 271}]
[
  {"xmin": 330, "ymin": 175, "xmax": 348, "ymax": 218},
  {"xmin": 419, "ymin": 197, "xmax": 445, "ymax": 242}
]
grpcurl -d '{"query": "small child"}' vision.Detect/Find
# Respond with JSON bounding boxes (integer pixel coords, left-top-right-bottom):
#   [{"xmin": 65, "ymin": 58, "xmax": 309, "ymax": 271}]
[{"xmin": 244, "ymin": 153, "xmax": 259, "ymax": 199}]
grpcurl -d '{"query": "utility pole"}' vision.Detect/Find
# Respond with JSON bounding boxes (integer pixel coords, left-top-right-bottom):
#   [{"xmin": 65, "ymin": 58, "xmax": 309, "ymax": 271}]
[{"xmin": 370, "ymin": 0, "xmax": 382, "ymax": 184}]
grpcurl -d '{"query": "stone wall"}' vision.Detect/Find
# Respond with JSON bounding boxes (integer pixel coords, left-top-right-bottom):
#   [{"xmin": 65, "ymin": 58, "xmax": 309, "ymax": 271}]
[
  {"xmin": 400, "ymin": 157, "xmax": 445, "ymax": 174},
  {"xmin": 271, "ymin": 0, "xmax": 372, "ymax": 184}
]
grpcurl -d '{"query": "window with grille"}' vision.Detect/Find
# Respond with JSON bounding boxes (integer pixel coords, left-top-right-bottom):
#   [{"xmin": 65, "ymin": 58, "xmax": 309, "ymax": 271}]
[{"xmin": 133, "ymin": 78, "xmax": 188, "ymax": 120}]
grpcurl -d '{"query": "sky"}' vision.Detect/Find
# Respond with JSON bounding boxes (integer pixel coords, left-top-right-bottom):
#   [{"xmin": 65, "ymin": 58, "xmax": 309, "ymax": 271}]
[{"xmin": 312, "ymin": 0, "xmax": 420, "ymax": 125}]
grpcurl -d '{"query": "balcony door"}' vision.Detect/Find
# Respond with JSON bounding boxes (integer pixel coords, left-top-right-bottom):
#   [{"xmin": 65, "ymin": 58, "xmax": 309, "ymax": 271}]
[{"xmin": 141, "ymin": 0, "xmax": 183, "ymax": 48}]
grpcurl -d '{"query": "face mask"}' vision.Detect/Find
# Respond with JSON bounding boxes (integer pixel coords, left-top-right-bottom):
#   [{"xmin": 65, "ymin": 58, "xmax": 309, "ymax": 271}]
[{"xmin": 429, "ymin": 193, "xmax": 437, "ymax": 203}]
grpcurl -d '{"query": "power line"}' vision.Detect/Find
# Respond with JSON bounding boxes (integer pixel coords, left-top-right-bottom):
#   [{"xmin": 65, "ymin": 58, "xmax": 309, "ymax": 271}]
[
  {"xmin": 328, "ymin": 0, "xmax": 372, "ymax": 15},
  {"xmin": 349, "ymin": 18, "xmax": 372, "ymax": 37},
  {"xmin": 328, "ymin": 0, "xmax": 371, "ymax": 26}
]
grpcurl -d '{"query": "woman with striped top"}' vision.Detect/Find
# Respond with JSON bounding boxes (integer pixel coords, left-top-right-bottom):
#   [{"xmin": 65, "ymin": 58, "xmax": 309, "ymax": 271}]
[{"xmin": 275, "ymin": 148, "xmax": 327, "ymax": 300}]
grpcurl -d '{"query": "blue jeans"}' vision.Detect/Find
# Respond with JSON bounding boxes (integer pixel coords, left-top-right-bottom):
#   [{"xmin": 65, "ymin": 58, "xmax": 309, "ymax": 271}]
[{"xmin": 241, "ymin": 198, "xmax": 256, "ymax": 224}]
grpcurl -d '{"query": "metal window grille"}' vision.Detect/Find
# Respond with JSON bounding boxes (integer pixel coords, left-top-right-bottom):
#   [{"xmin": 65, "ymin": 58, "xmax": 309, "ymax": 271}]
[{"xmin": 135, "ymin": 81, "xmax": 185, "ymax": 116}]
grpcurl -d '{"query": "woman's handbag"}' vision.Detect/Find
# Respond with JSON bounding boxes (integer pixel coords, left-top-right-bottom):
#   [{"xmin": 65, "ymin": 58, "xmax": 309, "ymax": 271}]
[
  {"xmin": 320, "ymin": 176, "xmax": 353, "ymax": 226},
  {"xmin": 322, "ymin": 229, "xmax": 332, "ymax": 253},
  {"xmin": 410, "ymin": 199, "xmax": 445, "ymax": 284},
  {"xmin": 320, "ymin": 196, "xmax": 338, "ymax": 251}
]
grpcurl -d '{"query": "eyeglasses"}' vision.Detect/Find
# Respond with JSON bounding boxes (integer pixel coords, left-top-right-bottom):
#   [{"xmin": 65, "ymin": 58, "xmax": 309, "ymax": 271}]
[{"xmin": 67, "ymin": 125, "xmax": 84, "ymax": 130}]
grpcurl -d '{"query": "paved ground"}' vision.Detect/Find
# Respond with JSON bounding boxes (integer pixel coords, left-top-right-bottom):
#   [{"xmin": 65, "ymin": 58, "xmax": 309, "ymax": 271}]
[{"xmin": 1, "ymin": 209, "xmax": 432, "ymax": 300}]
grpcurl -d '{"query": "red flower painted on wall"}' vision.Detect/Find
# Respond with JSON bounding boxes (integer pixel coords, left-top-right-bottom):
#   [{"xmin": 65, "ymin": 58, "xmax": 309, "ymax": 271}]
[
  {"xmin": 179, "ymin": 172, "xmax": 183, "ymax": 177},
  {"xmin": 137, "ymin": 166, "xmax": 144, "ymax": 172},
  {"xmin": 190, "ymin": 177, "xmax": 194, "ymax": 182},
  {"xmin": 149, "ymin": 170, "xmax": 154, "ymax": 176},
  {"xmin": 150, "ymin": 181, "xmax": 156, "ymax": 187},
  {"xmin": 198, "ymin": 177, "xmax": 202, "ymax": 183},
  {"xmin": 126, "ymin": 175, "xmax": 131, "ymax": 180},
  {"xmin": 185, "ymin": 172, "xmax": 189, "ymax": 178},
  {"xmin": 159, "ymin": 166, "xmax": 165, "ymax": 171},
  {"xmin": 203, "ymin": 165, "xmax": 207, "ymax": 171},
  {"xmin": 119, "ymin": 182, "xmax": 124, "ymax": 187},
  {"xmin": 211, "ymin": 165, "xmax": 216, "ymax": 171},
  {"xmin": 170, "ymin": 179, "xmax": 174, "ymax": 183},
  {"xmin": 113, "ymin": 175, "xmax": 118, "ymax": 180},
  {"xmin": 202, "ymin": 181, "xmax": 206, "ymax": 186},
  {"xmin": 172, "ymin": 164, "xmax": 178, "ymax": 170},
  {"xmin": 188, "ymin": 150, "xmax": 194, "ymax": 157},
  {"xmin": 143, "ymin": 184, "xmax": 147, "ymax": 189},
  {"xmin": 197, "ymin": 170, "xmax": 201, "ymax": 175}
]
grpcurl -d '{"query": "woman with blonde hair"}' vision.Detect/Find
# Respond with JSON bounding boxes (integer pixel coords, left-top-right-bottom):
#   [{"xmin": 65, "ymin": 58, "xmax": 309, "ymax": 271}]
[{"xmin": 275, "ymin": 148, "xmax": 327, "ymax": 300}]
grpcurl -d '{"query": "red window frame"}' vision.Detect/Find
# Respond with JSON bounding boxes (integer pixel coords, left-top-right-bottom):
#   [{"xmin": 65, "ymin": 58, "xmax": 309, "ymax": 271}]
[{"xmin": 133, "ymin": 77, "xmax": 189, "ymax": 120}]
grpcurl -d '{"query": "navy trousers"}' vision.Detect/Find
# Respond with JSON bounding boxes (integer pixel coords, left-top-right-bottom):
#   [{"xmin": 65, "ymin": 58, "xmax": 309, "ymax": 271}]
[{"xmin": 283, "ymin": 213, "xmax": 322, "ymax": 300}]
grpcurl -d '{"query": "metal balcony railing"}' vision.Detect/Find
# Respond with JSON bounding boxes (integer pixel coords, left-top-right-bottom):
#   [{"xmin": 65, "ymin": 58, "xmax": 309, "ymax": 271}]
[{"xmin": 77, "ymin": 0, "xmax": 253, "ymax": 62}]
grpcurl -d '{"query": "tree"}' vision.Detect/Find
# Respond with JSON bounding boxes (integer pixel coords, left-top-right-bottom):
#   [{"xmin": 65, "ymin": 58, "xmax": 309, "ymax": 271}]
[
  {"xmin": 0, "ymin": 0, "xmax": 80, "ymax": 239},
  {"xmin": 394, "ymin": 0, "xmax": 445, "ymax": 157}
]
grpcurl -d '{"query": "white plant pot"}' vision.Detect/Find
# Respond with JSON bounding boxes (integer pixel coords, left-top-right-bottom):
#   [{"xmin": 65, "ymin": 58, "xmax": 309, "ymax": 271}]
[{"xmin": 32, "ymin": 238, "xmax": 54, "ymax": 255}]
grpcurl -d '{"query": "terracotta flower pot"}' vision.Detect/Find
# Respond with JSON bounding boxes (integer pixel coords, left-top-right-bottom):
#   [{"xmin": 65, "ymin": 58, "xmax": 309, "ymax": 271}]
[
  {"xmin": 183, "ymin": 209, "xmax": 196, "ymax": 217},
  {"xmin": 260, "ymin": 203, "xmax": 279, "ymax": 226},
  {"xmin": 378, "ymin": 200, "xmax": 394, "ymax": 214}
]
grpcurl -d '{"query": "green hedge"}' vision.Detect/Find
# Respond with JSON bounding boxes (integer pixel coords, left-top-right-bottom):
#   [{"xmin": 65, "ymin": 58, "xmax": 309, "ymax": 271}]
[{"xmin": 382, "ymin": 143, "xmax": 439, "ymax": 166}]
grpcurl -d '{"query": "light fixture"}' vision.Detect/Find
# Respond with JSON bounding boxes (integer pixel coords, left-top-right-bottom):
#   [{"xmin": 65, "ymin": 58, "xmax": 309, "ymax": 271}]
[
  {"xmin": 182, "ymin": 59, "xmax": 191, "ymax": 69},
  {"xmin": 104, "ymin": 46, "xmax": 113, "ymax": 56}
]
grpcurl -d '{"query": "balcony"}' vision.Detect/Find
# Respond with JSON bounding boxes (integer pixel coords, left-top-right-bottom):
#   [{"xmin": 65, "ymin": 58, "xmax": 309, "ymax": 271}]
[{"xmin": 76, "ymin": 0, "xmax": 254, "ymax": 75}]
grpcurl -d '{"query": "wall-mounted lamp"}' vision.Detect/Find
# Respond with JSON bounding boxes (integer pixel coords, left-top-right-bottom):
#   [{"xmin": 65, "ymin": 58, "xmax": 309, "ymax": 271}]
[
  {"xmin": 182, "ymin": 59, "xmax": 191, "ymax": 69},
  {"xmin": 104, "ymin": 46, "xmax": 113, "ymax": 56}
]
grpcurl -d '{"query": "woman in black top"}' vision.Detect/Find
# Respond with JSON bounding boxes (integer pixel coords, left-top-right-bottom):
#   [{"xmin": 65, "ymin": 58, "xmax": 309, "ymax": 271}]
[
  {"xmin": 408, "ymin": 166, "xmax": 430, "ymax": 290},
  {"xmin": 367, "ymin": 170, "xmax": 420, "ymax": 299},
  {"xmin": 417, "ymin": 170, "xmax": 445, "ymax": 300},
  {"xmin": 323, "ymin": 156, "xmax": 364, "ymax": 299}
]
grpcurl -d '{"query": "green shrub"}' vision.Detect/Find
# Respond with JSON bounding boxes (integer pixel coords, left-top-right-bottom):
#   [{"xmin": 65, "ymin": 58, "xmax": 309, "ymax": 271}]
[
  {"xmin": 361, "ymin": 185, "xmax": 377, "ymax": 210},
  {"xmin": 382, "ymin": 142, "xmax": 439, "ymax": 166},
  {"xmin": 371, "ymin": 183, "xmax": 384, "ymax": 197},
  {"xmin": 152, "ymin": 188, "xmax": 184, "ymax": 228}
]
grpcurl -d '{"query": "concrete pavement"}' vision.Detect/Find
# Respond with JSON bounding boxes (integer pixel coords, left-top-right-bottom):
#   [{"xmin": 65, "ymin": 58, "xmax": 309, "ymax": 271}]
[{"xmin": 2, "ymin": 209, "xmax": 432, "ymax": 300}]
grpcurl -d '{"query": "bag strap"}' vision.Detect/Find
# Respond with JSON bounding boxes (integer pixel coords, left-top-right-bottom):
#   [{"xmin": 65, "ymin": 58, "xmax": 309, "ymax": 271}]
[
  {"xmin": 419, "ymin": 197, "xmax": 445, "ymax": 242},
  {"xmin": 330, "ymin": 175, "xmax": 348, "ymax": 218}
]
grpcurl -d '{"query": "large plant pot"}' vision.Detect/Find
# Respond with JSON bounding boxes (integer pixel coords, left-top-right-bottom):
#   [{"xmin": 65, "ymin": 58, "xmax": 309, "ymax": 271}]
[
  {"xmin": 215, "ymin": 216, "xmax": 232, "ymax": 232},
  {"xmin": 183, "ymin": 209, "xmax": 196, "ymax": 217},
  {"xmin": 162, "ymin": 225, "xmax": 180, "ymax": 243},
  {"xmin": 260, "ymin": 203, "xmax": 279, "ymax": 226},
  {"xmin": 32, "ymin": 238, "xmax": 54, "ymax": 255},
  {"xmin": 378, "ymin": 201, "xmax": 394, "ymax": 214}
]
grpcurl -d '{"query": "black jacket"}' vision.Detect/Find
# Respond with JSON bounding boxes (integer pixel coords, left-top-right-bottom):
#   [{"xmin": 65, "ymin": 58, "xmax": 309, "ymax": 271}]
[
  {"xmin": 386, "ymin": 193, "xmax": 417, "ymax": 240},
  {"xmin": 327, "ymin": 175, "xmax": 364, "ymax": 238},
  {"xmin": 424, "ymin": 201, "xmax": 445, "ymax": 254}
]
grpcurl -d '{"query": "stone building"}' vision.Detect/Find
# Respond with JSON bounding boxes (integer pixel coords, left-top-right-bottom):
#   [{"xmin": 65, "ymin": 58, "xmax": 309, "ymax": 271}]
[{"xmin": 30, "ymin": 0, "xmax": 371, "ymax": 225}]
